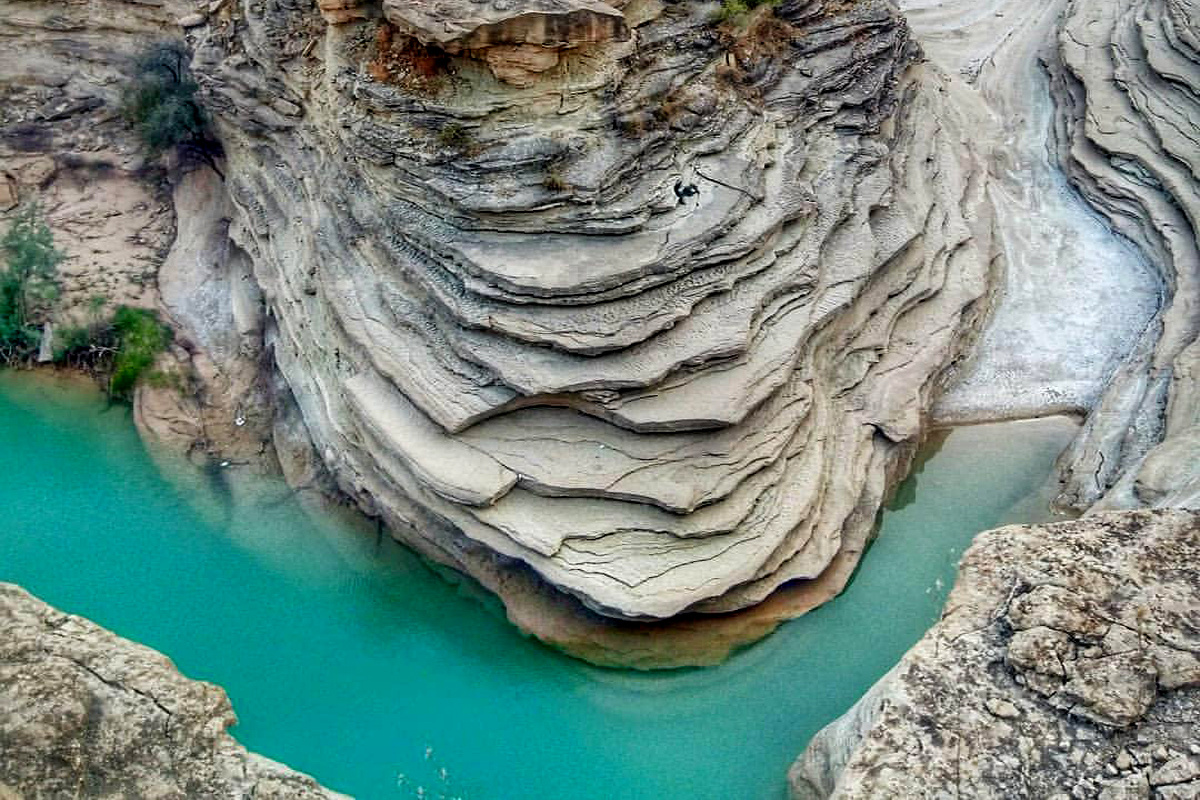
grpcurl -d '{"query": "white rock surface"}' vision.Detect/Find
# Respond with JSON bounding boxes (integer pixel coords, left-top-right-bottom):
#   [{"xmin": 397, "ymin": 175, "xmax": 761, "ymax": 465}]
[{"xmin": 901, "ymin": 0, "xmax": 1162, "ymax": 424}]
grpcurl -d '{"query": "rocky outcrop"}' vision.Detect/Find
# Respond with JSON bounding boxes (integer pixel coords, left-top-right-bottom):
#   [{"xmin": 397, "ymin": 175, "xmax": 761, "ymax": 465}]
[
  {"xmin": 0, "ymin": 582, "xmax": 346, "ymax": 799},
  {"xmin": 171, "ymin": 0, "xmax": 998, "ymax": 664},
  {"xmin": 790, "ymin": 509, "xmax": 1200, "ymax": 799},
  {"xmin": 1048, "ymin": 0, "xmax": 1200, "ymax": 511},
  {"xmin": 0, "ymin": 0, "xmax": 278, "ymax": 470},
  {"xmin": 382, "ymin": 0, "xmax": 630, "ymax": 50},
  {"xmin": 0, "ymin": 0, "xmax": 182, "ymax": 318}
]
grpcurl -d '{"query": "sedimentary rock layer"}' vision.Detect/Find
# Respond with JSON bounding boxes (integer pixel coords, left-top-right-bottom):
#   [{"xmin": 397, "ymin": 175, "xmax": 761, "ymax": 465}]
[
  {"xmin": 0, "ymin": 0, "xmax": 180, "ymax": 316},
  {"xmin": 1048, "ymin": 0, "xmax": 1200, "ymax": 511},
  {"xmin": 179, "ymin": 0, "xmax": 995, "ymax": 656},
  {"xmin": 899, "ymin": 0, "xmax": 1162, "ymax": 425},
  {"xmin": 0, "ymin": 582, "xmax": 345, "ymax": 799},
  {"xmin": 0, "ymin": 0, "xmax": 277, "ymax": 469},
  {"xmin": 790, "ymin": 509, "xmax": 1200, "ymax": 799}
]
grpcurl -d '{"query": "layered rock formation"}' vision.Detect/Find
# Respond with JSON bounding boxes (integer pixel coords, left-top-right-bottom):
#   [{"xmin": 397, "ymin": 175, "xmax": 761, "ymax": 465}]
[
  {"xmin": 172, "ymin": 0, "xmax": 997, "ymax": 661},
  {"xmin": 899, "ymin": 0, "xmax": 1163, "ymax": 426},
  {"xmin": 0, "ymin": 582, "xmax": 345, "ymax": 799},
  {"xmin": 1049, "ymin": 0, "xmax": 1200, "ymax": 511},
  {"xmin": 790, "ymin": 509, "xmax": 1200, "ymax": 799}
]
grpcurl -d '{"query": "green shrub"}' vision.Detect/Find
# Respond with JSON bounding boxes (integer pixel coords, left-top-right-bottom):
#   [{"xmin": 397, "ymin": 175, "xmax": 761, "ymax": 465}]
[
  {"xmin": 436, "ymin": 122, "xmax": 471, "ymax": 150},
  {"xmin": 122, "ymin": 41, "xmax": 224, "ymax": 178},
  {"xmin": 108, "ymin": 306, "xmax": 172, "ymax": 399},
  {"xmin": 714, "ymin": 0, "xmax": 779, "ymax": 25},
  {"xmin": 0, "ymin": 204, "xmax": 62, "ymax": 365}
]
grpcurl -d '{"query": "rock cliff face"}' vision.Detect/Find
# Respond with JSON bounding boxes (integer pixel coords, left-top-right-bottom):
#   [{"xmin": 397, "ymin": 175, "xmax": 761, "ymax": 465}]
[
  {"xmin": 790, "ymin": 510, "xmax": 1200, "ymax": 799},
  {"xmin": 1048, "ymin": 0, "xmax": 1200, "ymax": 512},
  {"xmin": 0, "ymin": 582, "xmax": 345, "ymax": 799},
  {"xmin": 0, "ymin": 0, "xmax": 277, "ymax": 470},
  {"xmin": 0, "ymin": 0, "xmax": 180, "ymax": 317},
  {"xmin": 169, "ymin": 0, "xmax": 997, "ymax": 662}
]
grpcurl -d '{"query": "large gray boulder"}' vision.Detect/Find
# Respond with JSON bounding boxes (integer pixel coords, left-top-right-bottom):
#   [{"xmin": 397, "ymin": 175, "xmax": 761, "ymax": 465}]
[{"xmin": 0, "ymin": 583, "xmax": 346, "ymax": 799}]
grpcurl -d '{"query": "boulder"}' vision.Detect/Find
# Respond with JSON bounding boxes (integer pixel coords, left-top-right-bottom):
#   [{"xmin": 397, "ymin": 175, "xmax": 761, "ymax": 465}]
[
  {"xmin": 0, "ymin": 582, "xmax": 347, "ymax": 799},
  {"xmin": 789, "ymin": 510, "xmax": 1200, "ymax": 799}
]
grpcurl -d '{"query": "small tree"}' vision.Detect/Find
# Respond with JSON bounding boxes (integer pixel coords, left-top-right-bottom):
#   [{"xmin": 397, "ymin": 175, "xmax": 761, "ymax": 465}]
[
  {"xmin": 122, "ymin": 40, "xmax": 224, "ymax": 179},
  {"xmin": 0, "ymin": 204, "xmax": 62, "ymax": 364}
]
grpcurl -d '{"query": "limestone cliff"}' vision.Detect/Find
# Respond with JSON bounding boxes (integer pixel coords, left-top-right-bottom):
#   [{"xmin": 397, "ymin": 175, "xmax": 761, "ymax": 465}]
[
  {"xmin": 0, "ymin": 583, "xmax": 346, "ymax": 799},
  {"xmin": 1048, "ymin": 0, "xmax": 1200, "ymax": 512},
  {"xmin": 151, "ymin": 0, "xmax": 1000, "ymax": 663},
  {"xmin": 790, "ymin": 510, "xmax": 1200, "ymax": 799}
]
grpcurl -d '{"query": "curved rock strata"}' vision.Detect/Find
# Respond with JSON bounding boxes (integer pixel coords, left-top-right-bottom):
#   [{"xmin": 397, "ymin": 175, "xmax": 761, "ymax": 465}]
[
  {"xmin": 1048, "ymin": 0, "xmax": 1200, "ymax": 511},
  {"xmin": 0, "ymin": 583, "xmax": 346, "ymax": 799},
  {"xmin": 790, "ymin": 509, "xmax": 1200, "ymax": 799},
  {"xmin": 180, "ymin": 0, "xmax": 996, "ymax": 662}
]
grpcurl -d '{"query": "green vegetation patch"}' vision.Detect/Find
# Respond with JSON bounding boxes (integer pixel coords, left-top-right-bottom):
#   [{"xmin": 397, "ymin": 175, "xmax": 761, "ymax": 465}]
[
  {"xmin": 0, "ymin": 204, "xmax": 62, "ymax": 365},
  {"xmin": 122, "ymin": 41, "xmax": 224, "ymax": 178},
  {"xmin": 109, "ymin": 306, "xmax": 174, "ymax": 400}
]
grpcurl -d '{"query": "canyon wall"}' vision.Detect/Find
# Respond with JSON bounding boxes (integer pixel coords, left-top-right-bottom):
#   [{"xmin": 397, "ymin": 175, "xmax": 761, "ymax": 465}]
[
  {"xmin": 791, "ymin": 0, "xmax": 1200, "ymax": 792},
  {"xmin": 2, "ymin": 0, "xmax": 1191, "ymax": 673},
  {"xmin": 0, "ymin": 0, "xmax": 276, "ymax": 469},
  {"xmin": 1048, "ymin": 0, "xmax": 1200, "ymax": 512}
]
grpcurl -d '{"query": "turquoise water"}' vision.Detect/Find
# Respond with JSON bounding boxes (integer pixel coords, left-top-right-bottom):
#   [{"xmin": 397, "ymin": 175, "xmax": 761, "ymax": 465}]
[{"xmin": 0, "ymin": 372, "xmax": 1076, "ymax": 800}]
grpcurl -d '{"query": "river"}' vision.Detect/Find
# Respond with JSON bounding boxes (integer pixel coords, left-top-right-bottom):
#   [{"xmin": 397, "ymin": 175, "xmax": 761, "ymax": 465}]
[{"xmin": 0, "ymin": 372, "xmax": 1077, "ymax": 799}]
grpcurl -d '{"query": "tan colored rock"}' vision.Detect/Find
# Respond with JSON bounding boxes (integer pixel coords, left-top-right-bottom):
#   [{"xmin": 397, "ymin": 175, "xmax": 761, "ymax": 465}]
[
  {"xmin": 790, "ymin": 510, "xmax": 1200, "ymax": 799},
  {"xmin": 0, "ymin": 1, "xmax": 180, "ymax": 321},
  {"xmin": 382, "ymin": 0, "xmax": 629, "ymax": 51},
  {"xmin": 0, "ymin": 583, "xmax": 346, "ymax": 798},
  {"xmin": 0, "ymin": 175, "xmax": 15, "ymax": 212},
  {"xmin": 316, "ymin": 0, "xmax": 371, "ymax": 24},
  {"xmin": 484, "ymin": 44, "xmax": 562, "ymax": 86}
]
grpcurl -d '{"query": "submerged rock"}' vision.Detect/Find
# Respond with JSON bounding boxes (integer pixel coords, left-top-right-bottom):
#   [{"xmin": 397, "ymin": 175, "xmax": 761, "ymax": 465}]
[
  {"xmin": 0, "ymin": 582, "xmax": 346, "ymax": 799},
  {"xmin": 790, "ymin": 509, "xmax": 1200, "ymax": 799}
]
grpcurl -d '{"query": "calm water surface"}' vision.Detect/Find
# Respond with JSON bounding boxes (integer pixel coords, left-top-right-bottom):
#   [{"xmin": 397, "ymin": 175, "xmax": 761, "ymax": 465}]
[{"xmin": 0, "ymin": 373, "xmax": 1076, "ymax": 800}]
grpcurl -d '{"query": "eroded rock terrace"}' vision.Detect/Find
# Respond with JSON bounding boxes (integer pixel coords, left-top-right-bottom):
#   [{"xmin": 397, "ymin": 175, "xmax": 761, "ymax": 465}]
[{"xmin": 175, "ymin": 0, "xmax": 996, "ymax": 648}]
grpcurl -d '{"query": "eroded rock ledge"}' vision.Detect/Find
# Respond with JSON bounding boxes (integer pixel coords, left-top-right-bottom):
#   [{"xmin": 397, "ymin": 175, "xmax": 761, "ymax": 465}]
[
  {"xmin": 790, "ymin": 509, "xmax": 1200, "ymax": 799},
  {"xmin": 0, "ymin": 583, "xmax": 345, "ymax": 799},
  {"xmin": 171, "ymin": 0, "xmax": 996, "ymax": 664},
  {"xmin": 1050, "ymin": 0, "xmax": 1200, "ymax": 511}
]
